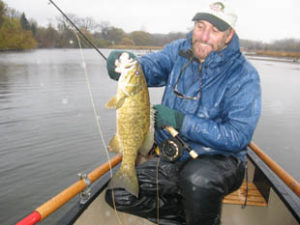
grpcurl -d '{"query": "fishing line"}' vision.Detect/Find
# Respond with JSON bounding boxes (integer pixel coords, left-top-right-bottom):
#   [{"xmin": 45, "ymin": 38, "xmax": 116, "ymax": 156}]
[
  {"xmin": 73, "ymin": 30, "xmax": 124, "ymax": 225},
  {"xmin": 73, "ymin": 32, "xmax": 110, "ymax": 175},
  {"xmin": 49, "ymin": 0, "xmax": 125, "ymax": 221},
  {"xmin": 156, "ymin": 157, "xmax": 161, "ymax": 224}
]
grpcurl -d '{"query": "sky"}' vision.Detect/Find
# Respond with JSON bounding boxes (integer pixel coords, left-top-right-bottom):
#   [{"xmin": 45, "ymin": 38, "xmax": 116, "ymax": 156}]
[{"xmin": 4, "ymin": 0, "xmax": 300, "ymax": 43}]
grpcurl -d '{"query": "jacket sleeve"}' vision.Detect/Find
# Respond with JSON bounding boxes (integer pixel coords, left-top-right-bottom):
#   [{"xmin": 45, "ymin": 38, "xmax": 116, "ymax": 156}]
[
  {"xmin": 180, "ymin": 72, "xmax": 261, "ymax": 152},
  {"xmin": 138, "ymin": 40, "xmax": 182, "ymax": 87}
]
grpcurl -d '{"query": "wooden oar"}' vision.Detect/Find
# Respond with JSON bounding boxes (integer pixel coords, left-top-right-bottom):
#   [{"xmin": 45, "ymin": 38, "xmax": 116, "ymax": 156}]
[
  {"xmin": 248, "ymin": 141, "xmax": 300, "ymax": 197},
  {"xmin": 15, "ymin": 154, "xmax": 122, "ymax": 225}
]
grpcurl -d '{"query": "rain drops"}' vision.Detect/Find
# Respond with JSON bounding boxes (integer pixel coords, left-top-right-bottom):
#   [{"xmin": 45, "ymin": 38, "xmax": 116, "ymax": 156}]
[
  {"xmin": 81, "ymin": 61, "xmax": 86, "ymax": 69},
  {"xmin": 61, "ymin": 97, "xmax": 69, "ymax": 105}
]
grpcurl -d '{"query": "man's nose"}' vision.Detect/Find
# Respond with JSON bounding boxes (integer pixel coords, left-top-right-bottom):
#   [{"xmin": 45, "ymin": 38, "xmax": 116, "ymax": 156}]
[{"xmin": 200, "ymin": 29, "xmax": 210, "ymax": 43}]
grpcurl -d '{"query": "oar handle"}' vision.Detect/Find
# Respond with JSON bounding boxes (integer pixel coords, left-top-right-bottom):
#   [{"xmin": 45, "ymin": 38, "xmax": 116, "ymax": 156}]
[{"xmin": 248, "ymin": 141, "xmax": 300, "ymax": 197}]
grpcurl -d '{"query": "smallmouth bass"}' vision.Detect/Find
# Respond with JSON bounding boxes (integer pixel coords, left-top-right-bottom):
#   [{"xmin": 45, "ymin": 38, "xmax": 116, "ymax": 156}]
[{"xmin": 105, "ymin": 53, "xmax": 154, "ymax": 197}]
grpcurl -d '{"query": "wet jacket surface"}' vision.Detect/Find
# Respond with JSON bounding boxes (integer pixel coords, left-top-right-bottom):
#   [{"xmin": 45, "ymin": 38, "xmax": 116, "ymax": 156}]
[{"xmin": 138, "ymin": 33, "xmax": 261, "ymax": 162}]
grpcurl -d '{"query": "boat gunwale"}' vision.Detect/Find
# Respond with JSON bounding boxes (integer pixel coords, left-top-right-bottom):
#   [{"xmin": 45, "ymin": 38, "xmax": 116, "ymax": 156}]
[{"xmin": 247, "ymin": 150, "xmax": 300, "ymax": 223}]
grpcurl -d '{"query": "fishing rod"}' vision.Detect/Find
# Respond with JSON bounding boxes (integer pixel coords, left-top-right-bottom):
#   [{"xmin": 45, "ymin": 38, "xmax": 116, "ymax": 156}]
[{"xmin": 48, "ymin": 0, "xmax": 107, "ymax": 60}]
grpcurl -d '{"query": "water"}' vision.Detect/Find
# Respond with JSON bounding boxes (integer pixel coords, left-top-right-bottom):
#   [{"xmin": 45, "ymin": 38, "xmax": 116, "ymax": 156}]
[{"xmin": 0, "ymin": 49, "xmax": 299, "ymax": 225}]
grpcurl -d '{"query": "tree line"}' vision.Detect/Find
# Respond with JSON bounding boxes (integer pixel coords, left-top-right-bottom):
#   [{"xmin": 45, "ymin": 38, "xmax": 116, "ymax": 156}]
[
  {"xmin": 0, "ymin": 0, "xmax": 186, "ymax": 50},
  {"xmin": 0, "ymin": 0, "xmax": 37, "ymax": 50},
  {"xmin": 1, "ymin": 0, "xmax": 300, "ymax": 52}
]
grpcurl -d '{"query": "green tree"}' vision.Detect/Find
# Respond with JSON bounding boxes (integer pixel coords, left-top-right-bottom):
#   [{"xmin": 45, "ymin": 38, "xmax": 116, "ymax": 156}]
[
  {"xmin": 0, "ymin": 17, "xmax": 37, "ymax": 50},
  {"xmin": 30, "ymin": 21, "xmax": 37, "ymax": 37},
  {"xmin": 93, "ymin": 32, "xmax": 111, "ymax": 48},
  {"xmin": 130, "ymin": 31, "xmax": 152, "ymax": 46},
  {"xmin": 119, "ymin": 36, "xmax": 135, "ymax": 46},
  {"xmin": 93, "ymin": 37, "xmax": 110, "ymax": 48},
  {"xmin": 35, "ymin": 25, "xmax": 59, "ymax": 48},
  {"xmin": 20, "ymin": 12, "xmax": 30, "ymax": 30},
  {"xmin": 102, "ymin": 27, "xmax": 125, "ymax": 44},
  {"xmin": 0, "ymin": 0, "xmax": 5, "ymax": 27}
]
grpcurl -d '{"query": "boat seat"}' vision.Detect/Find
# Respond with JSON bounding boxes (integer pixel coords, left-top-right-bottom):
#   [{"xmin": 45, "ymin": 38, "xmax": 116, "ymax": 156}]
[{"xmin": 223, "ymin": 181, "xmax": 268, "ymax": 207}]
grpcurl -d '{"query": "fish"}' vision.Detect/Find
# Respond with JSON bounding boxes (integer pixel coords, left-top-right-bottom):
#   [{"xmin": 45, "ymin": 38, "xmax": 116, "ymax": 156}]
[{"xmin": 105, "ymin": 53, "xmax": 154, "ymax": 197}]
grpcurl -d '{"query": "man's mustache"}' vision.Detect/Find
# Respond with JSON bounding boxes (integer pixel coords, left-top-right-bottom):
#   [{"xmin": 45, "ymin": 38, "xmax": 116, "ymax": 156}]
[{"xmin": 192, "ymin": 39, "xmax": 213, "ymax": 48}]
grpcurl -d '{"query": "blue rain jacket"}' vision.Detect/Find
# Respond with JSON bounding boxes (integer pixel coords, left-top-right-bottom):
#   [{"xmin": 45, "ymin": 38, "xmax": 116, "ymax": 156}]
[{"xmin": 138, "ymin": 33, "xmax": 261, "ymax": 162}]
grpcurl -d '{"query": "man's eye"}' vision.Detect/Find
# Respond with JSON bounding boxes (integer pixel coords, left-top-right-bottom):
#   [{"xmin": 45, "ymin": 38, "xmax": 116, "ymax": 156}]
[
  {"xmin": 197, "ymin": 25, "xmax": 204, "ymax": 30},
  {"xmin": 212, "ymin": 27, "xmax": 220, "ymax": 33}
]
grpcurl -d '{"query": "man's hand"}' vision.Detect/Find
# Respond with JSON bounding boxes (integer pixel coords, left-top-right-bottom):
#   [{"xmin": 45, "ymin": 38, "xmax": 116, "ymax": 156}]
[
  {"xmin": 154, "ymin": 104, "xmax": 184, "ymax": 130},
  {"xmin": 106, "ymin": 50, "xmax": 136, "ymax": 81}
]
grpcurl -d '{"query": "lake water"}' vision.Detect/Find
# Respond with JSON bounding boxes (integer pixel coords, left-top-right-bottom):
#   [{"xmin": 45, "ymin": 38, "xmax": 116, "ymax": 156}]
[{"xmin": 0, "ymin": 49, "xmax": 299, "ymax": 225}]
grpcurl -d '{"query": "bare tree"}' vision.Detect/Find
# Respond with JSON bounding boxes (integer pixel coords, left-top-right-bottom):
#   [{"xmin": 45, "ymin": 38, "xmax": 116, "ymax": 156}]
[{"xmin": 5, "ymin": 7, "xmax": 20, "ymax": 18}]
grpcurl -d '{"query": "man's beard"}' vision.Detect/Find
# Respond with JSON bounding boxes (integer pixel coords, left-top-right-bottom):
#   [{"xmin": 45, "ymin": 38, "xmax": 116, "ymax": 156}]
[
  {"xmin": 192, "ymin": 39, "xmax": 214, "ymax": 61},
  {"xmin": 192, "ymin": 38, "xmax": 227, "ymax": 61}
]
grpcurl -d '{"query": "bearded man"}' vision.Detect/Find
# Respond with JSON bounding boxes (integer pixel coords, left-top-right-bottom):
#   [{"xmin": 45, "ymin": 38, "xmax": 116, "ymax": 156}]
[{"xmin": 105, "ymin": 1, "xmax": 261, "ymax": 224}]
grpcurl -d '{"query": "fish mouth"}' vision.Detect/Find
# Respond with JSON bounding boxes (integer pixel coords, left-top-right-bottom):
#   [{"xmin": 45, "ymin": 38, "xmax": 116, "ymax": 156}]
[{"xmin": 115, "ymin": 53, "xmax": 137, "ymax": 74}]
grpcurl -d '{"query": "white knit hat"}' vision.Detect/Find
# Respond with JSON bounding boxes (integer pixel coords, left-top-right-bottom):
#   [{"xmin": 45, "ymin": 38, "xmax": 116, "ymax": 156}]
[{"xmin": 192, "ymin": 0, "xmax": 237, "ymax": 31}]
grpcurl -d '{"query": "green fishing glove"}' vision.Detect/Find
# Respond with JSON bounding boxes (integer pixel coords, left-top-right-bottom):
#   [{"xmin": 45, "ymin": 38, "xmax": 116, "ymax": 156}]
[
  {"xmin": 106, "ymin": 50, "xmax": 136, "ymax": 81},
  {"xmin": 154, "ymin": 104, "xmax": 185, "ymax": 130}
]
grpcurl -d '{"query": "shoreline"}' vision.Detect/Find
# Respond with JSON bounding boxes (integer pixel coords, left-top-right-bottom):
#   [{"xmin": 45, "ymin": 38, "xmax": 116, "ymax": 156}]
[{"xmin": 1, "ymin": 47, "xmax": 299, "ymax": 62}]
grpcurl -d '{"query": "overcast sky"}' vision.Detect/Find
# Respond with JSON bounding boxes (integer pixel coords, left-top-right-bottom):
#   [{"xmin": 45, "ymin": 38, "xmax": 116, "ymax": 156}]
[{"xmin": 4, "ymin": 0, "xmax": 300, "ymax": 43}]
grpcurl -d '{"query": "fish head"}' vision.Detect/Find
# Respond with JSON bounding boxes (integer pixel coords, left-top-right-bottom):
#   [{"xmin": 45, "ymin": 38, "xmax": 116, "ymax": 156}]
[
  {"xmin": 124, "ymin": 62, "xmax": 143, "ymax": 84},
  {"xmin": 118, "ymin": 60, "xmax": 144, "ymax": 96}
]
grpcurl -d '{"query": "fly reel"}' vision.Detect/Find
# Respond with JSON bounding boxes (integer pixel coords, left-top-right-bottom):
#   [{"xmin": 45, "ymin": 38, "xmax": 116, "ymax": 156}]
[{"xmin": 159, "ymin": 137, "xmax": 184, "ymax": 162}]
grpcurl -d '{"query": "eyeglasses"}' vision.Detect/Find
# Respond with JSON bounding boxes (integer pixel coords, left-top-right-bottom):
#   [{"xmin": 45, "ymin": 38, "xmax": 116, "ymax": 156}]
[{"xmin": 173, "ymin": 59, "xmax": 202, "ymax": 100}]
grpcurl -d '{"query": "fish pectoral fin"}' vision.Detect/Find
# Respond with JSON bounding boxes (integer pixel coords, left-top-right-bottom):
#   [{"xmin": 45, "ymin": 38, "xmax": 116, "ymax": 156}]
[
  {"xmin": 107, "ymin": 168, "xmax": 139, "ymax": 197},
  {"xmin": 105, "ymin": 95, "xmax": 127, "ymax": 109},
  {"xmin": 115, "ymin": 96, "xmax": 126, "ymax": 109},
  {"xmin": 108, "ymin": 135, "xmax": 121, "ymax": 153},
  {"xmin": 105, "ymin": 96, "xmax": 117, "ymax": 109}
]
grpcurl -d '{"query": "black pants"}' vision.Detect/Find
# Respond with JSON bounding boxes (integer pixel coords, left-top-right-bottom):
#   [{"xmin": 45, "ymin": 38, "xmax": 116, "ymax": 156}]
[{"xmin": 105, "ymin": 155, "xmax": 245, "ymax": 225}]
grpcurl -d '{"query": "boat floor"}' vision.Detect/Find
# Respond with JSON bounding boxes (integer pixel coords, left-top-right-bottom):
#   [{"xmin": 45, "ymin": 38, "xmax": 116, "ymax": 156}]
[
  {"xmin": 74, "ymin": 188, "xmax": 298, "ymax": 225},
  {"xmin": 74, "ymin": 190, "xmax": 155, "ymax": 225}
]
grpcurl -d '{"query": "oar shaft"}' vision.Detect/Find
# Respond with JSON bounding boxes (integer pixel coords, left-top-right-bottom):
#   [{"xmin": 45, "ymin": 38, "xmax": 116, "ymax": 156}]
[
  {"xmin": 248, "ymin": 141, "xmax": 300, "ymax": 197},
  {"xmin": 37, "ymin": 154, "xmax": 122, "ymax": 220}
]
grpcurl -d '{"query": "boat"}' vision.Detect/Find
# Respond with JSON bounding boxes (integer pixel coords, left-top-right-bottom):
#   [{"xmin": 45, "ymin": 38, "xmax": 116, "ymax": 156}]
[{"xmin": 15, "ymin": 142, "xmax": 300, "ymax": 225}]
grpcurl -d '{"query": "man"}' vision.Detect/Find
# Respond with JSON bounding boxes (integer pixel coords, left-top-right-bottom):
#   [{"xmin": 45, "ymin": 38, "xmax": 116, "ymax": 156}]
[{"xmin": 105, "ymin": 1, "xmax": 261, "ymax": 224}]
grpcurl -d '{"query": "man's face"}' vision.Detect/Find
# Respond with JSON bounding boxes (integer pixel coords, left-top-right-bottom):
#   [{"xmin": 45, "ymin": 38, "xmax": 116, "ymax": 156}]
[{"xmin": 192, "ymin": 20, "xmax": 234, "ymax": 62}]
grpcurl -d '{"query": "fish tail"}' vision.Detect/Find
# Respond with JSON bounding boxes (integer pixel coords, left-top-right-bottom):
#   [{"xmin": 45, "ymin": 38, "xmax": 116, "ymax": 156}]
[{"xmin": 108, "ymin": 168, "xmax": 139, "ymax": 197}]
